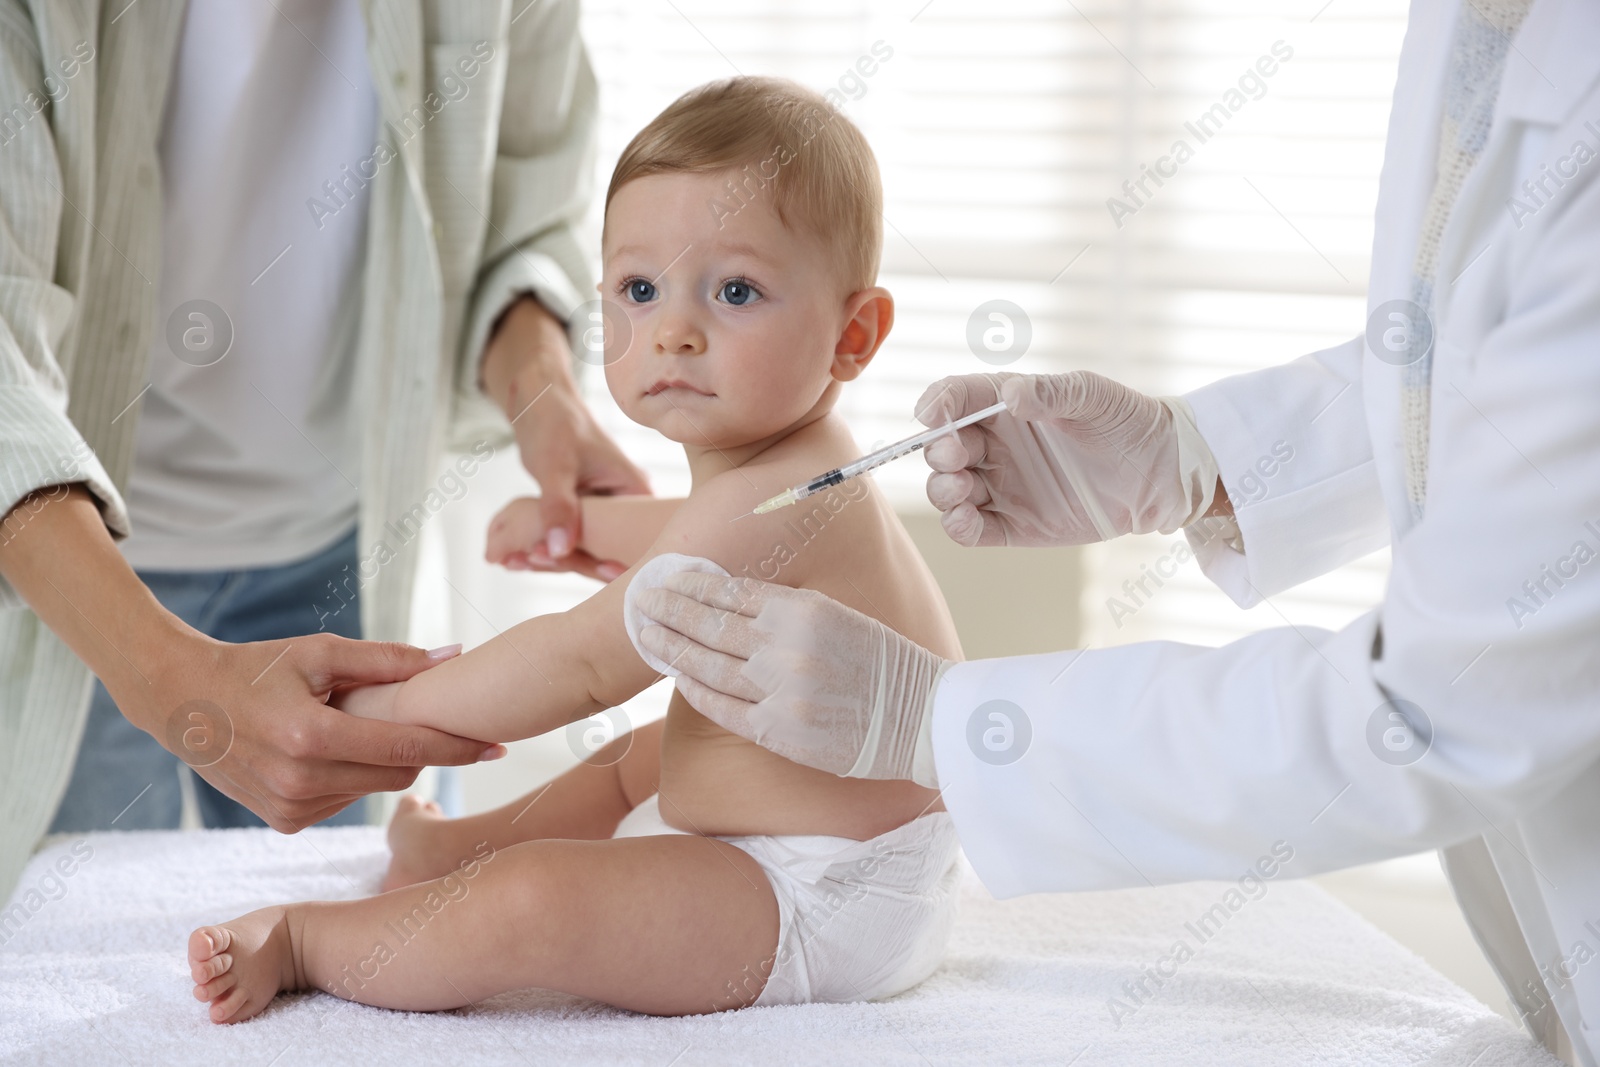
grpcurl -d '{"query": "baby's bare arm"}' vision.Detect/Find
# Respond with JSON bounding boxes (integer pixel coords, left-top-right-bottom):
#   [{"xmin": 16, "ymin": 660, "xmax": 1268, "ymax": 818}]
[
  {"xmin": 339, "ymin": 476, "xmax": 784, "ymax": 743},
  {"xmin": 582, "ymin": 496, "xmax": 685, "ymax": 566},
  {"xmin": 337, "ymin": 571, "xmax": 654, "ymax": 742},
  {"xmin": 488, "ymin": 495, "xmax": 683, "ymax": 571}
]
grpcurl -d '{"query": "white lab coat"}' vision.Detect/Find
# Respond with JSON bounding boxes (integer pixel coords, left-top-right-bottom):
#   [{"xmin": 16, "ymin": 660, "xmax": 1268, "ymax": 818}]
[{"xmin": 928, "ymin": 0, "xmax": 1600, "ymax": 1060}]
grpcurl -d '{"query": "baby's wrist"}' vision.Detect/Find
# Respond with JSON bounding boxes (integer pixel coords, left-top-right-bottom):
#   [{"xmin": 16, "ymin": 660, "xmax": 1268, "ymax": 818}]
[{"xmin": 331, "ymin": 682, "xmax": 399, "ymax": 722}]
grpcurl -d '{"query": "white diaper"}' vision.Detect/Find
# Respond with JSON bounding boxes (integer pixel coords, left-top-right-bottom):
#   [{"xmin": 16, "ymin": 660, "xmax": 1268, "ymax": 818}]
[
  {"xmin": 622, "ymin": 553, "xmax": 730, "ymax": 677},
  {"xmin": 613, "ymin": 795, "xmax": 962, "ymax": 1006}
]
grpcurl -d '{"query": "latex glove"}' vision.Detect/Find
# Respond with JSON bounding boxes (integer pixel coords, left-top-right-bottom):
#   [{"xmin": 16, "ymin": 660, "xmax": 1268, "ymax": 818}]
[
  {"xmin": 634, "ymin": 573, "xmax": 952, "ymax": 788},
  {"xmin": 918, "ymin": 371, "xmax": 1220, "ymax": 547}
]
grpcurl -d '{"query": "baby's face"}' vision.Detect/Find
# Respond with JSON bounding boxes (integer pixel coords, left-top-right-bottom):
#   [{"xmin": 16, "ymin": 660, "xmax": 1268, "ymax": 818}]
[{"xmin": 601, "ymin": 172, "xmax": 856, "ymax": 450}]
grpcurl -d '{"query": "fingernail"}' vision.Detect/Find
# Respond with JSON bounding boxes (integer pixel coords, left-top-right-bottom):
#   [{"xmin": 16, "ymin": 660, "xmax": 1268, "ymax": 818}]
[
  {"xmin": 479, "ymin": 744, "xmax": 507, "ymax": 761},
  {"xmin": 598, "ymin": 561, "xmax": 625, "ymax": 581},
  {"xmin": 546, "ymin": 528, "xmax": 571, "ymax": 558},
  {"xmin": 426, "ymin": 643, "xmax": 462, "ymax": 661}
]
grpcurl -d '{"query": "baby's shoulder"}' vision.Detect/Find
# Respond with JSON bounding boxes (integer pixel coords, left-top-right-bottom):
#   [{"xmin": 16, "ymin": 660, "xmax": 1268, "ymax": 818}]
[
  {"xmin": 653, "ymin": 461, "xmax": 879, "ymax": 590},
  {"xmin": 648, "ymin": 458, "xmax": 957, "ymax": 656}
]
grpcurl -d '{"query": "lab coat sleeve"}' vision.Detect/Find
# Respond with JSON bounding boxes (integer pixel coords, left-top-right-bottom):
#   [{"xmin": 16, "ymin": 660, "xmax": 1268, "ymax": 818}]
[
  {"xmin": 1181, "ymin": 335, "xmax": 1390, "ymax": 607},
  {"xmin": 450, "ymin": 0, "xmax": 597, "ymax": 447},
  {"xmin": 934, "ymin": 169, "xmax": 1600, "ymax": 899},
  {"xmin": 0, "ymin": 20, "xmax": 127, "ymax": 608}
]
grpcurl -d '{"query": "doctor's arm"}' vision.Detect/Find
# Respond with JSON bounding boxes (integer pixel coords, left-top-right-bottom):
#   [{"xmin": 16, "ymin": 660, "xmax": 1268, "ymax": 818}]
[
  {"xmin": 913, "ymin": 339, "xmax": 1385, "ymax": 599},
  {"xmin": 929, "ymin": 175, "xmax": 1600, "ymax": 895},
  {"xmin": 1180, "ymin": 333, "xmax": 1390, "ymax": 605}
]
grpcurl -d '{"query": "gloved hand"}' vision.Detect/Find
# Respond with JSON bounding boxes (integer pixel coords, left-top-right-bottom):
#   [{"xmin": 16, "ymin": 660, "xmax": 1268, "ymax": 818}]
[
  {"xmin": 918, "ymin": 372, "xmax": 1221, "ymax": 547},
  {"xmin": 634, "ymin": 573, "xmax": 952, "ymax": 788}
]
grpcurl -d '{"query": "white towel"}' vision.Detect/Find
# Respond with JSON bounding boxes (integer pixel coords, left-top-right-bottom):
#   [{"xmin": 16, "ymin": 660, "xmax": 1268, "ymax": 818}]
[{"xmin": 0, "ymin": 829, "xmax": 1557, "ymax": 1066}]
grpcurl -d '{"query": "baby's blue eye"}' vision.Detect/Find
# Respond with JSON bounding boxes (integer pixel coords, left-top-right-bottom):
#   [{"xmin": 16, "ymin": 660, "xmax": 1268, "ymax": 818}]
[
  {"xmin": 718, "ymin": 279, "xmax": 759, "ymax": 306},
  {"xmin": 625, "ymin": 278, "xmax": 657, "ymax": 303}
]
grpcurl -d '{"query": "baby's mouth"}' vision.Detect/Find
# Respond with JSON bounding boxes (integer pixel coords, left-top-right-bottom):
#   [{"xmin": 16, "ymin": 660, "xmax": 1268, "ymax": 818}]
[{"xmin": 646, "ymin": 379, "xmax": 715, "ymax": 397}]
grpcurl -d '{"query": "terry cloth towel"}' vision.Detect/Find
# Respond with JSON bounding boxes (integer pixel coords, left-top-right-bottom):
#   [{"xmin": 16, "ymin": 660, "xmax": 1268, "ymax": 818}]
[{"xmin": 0, "ymin": 829, "xmax": 1559, "ymax": 1067}]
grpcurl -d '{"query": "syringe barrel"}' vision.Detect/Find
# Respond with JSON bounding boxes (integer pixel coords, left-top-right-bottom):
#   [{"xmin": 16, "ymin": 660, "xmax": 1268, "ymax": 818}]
[{"xmin": 801, "ymin": 467, "xmax": 847, "ymax": 495}]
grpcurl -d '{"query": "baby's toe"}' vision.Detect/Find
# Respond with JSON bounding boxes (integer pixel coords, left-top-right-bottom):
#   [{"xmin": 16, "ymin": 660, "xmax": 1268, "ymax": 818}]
[
  {"xmin": 188, "ymin": 925, "xmax": 232, "ymax": 963},
  {"xmin": 191, "ymin": 951, "xmax": 232, "ymax": 984},
  {"xmin": 194, "ymin": 969, "xmax": 236, "ymax": 1003},
  {"xmin": 209, "ymin": 985, "xmax": 250, "ymax": 1024}
]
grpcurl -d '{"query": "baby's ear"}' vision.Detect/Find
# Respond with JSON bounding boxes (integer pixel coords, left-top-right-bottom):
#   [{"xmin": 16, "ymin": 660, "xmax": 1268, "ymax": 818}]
[{"xmin": 831, "ymin": 287, "xmax": 894, "ymax": 382}]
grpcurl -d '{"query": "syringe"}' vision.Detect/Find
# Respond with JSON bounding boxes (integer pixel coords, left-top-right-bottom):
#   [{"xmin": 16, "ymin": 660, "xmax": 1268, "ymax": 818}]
[{"xmin": 750, "ymin": 400, "xmax": 1011, "ymax": 515}]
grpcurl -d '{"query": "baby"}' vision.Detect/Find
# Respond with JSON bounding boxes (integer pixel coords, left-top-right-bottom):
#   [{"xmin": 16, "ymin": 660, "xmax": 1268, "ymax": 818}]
[{"xmin": 187, "ymin": 76, "xmax": 964, "ymax": 1023}]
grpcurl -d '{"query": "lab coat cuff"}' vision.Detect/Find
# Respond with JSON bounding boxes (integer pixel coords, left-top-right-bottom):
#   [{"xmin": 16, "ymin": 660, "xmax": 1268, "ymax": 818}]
[
  {"xmin": 0, "ymin": 386, "xmax": 129, "ymax": 609},
  {"xmin": 452, "ymin": 247, "xmax": 588, "ymax": 453},
  {"xmin": 1182, "ymin": 342, "xmax": 1389, "ymax": 601},
  {"xmin": 1185, "ymin": 390, "xmax": 1388, "ymax": 604},
  {"xmin": 1183, "ymin": 513, "xmax": 1258, "ymax": 607}
]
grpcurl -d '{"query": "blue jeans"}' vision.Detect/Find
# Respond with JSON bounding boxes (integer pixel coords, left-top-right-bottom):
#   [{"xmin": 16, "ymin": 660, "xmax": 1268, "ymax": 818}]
[{"xmin": 49, "ymin": 528, "xmax": 369, "ymax": 832}]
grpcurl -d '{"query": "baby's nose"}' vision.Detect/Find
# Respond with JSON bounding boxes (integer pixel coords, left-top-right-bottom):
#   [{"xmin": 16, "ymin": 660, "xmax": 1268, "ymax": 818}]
[{"xmin": 654, "ymin": 315, "xmax": 706, "ymax": 355}]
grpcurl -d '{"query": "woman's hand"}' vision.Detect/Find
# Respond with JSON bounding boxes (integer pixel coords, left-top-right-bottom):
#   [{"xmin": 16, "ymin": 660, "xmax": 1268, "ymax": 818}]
[
  {"xmin": 480, "ymin": 297, "xmax": 648, "ymax": 583},
  {"xmin": 130, "ymin": 633, "xmax": 503, "ymax": 831},
  {"xmin": 486, "ymin": 494, "xmax": 636, "ymax": 581},
  {"xmin": 0, "ymin": 486, "xmax": 501, "ymax": 832}
]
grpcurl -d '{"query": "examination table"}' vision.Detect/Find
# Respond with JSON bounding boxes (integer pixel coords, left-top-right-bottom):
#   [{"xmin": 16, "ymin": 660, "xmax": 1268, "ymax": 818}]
[{"xmin": 0, "ymin": 828, "xmax": 1559, "ymax": 1066}]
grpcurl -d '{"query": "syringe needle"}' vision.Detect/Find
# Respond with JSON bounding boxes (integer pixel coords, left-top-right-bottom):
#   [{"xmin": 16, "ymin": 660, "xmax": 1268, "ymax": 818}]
[{"xmin": 738, "ymin": 400, "xmax": 1009, "ymax": 519}]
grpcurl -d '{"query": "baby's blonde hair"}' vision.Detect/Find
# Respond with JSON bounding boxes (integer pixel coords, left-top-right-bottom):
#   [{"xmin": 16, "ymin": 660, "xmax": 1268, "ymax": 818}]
[{"xmin": 606, "ymin": 76, "xmax": 883, "ymax": 293}]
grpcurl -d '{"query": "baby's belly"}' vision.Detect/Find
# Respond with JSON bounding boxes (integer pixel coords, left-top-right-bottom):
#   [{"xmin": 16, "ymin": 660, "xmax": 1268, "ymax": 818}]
[{"xmin": 657, "ymin": 694, "xmax": 944, "ymax": 840}]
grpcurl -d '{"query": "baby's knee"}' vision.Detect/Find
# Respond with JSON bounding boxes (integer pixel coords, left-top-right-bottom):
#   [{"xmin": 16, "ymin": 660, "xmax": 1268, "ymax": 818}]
[{"xmin": 469, "ymin": 841, "xmax": 591, "ymax": 951}]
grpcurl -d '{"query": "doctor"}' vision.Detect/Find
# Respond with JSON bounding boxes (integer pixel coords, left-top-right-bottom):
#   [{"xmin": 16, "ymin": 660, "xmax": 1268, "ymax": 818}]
[{"xmin": 635, "ymin": 0, "xmax": 1600, "ymax": 1062}]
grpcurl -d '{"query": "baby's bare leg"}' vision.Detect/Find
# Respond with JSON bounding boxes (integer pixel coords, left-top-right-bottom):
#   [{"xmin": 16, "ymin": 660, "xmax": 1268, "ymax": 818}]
[
  {"xmin": 383, "ymin": 718, "xmax": 663, "ymax": 890},
  {"xmin": 191, "ymin": 832, "xmax": 779, "ymax": 1021}
]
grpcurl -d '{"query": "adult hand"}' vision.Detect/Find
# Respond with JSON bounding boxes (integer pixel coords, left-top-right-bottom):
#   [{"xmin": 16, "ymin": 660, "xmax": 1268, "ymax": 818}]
[
  {"xmin": 634, "ymin": 573, "xmax": 951, "ymax": 788},
  {"xmin": 484, "ymin": 494, "xmax": 643, "ymax": 583},
  {"xmin": 918, "ymin": 371, "xmax": 1222, "ymax": 547},
  {"xmin": 480, "ymin": 297, "xmax": 651, "ymax": 582},
  {"xmin": 0, "ymin": 486, "xmax": 501, "ymax": 832},
  {"xmin": 121, "ymin": 633, "xmax": 503, "ymax": 831}
]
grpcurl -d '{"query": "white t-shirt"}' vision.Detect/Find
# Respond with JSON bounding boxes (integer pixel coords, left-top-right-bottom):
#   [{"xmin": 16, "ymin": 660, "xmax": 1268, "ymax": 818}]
[{"xmin": 121, "ymin": 0, "xmax": 378, "ymax": 571}]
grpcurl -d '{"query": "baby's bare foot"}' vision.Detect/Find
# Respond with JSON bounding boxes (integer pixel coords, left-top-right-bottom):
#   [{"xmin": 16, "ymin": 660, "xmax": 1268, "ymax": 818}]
[
  {"xmin": 381, "ymin": 794, "xmax": 450, "ymax": 892},
  {"xmin": 189, "ymin": 907, "xmax": 300, "ymax": 1024}
]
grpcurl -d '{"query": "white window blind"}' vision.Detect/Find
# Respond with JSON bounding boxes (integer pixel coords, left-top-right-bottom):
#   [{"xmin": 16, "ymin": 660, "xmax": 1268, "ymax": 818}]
[{"xmin": 567, "ymin": 0, "xmax": 1407, "ymax": 652}]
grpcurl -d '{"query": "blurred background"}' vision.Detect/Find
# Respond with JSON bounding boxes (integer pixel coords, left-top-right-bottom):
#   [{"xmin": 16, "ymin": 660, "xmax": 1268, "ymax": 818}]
[{"xmin": 396, "ymin": 0, "xmax": 1505, "ymax": 1019}]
